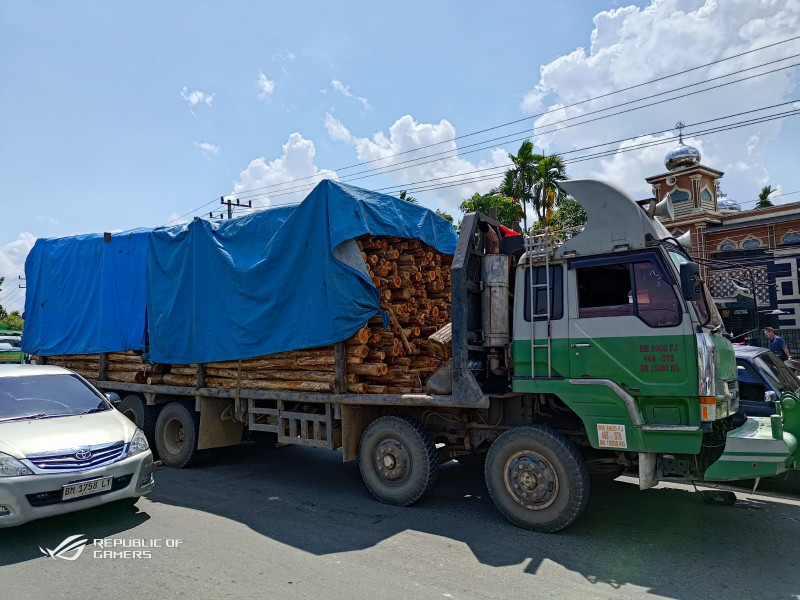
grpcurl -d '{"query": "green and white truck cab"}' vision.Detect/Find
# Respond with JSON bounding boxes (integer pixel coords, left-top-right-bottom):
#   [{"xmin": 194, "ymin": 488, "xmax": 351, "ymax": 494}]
[{"xmin": 511, "ymin": 179, "xmax": 799, "ymax": 489}]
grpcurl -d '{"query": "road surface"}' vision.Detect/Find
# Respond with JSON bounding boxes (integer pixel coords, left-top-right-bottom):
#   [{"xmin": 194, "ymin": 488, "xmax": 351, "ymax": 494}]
[{"xmin": 2, "ymin": 443, "xmax": 799, "ymax": 600}]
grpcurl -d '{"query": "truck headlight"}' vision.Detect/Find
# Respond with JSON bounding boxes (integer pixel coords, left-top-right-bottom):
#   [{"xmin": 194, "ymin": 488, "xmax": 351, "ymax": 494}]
[
  {"xmin": 697, "ymin": 333, "xmax": 718, "ymax": 421},
  {"xmin": 126, "ymin": 429, "xmax": 150, "ymax": 457},
  {"xmin": 0, "ymin": 452, "xmax": 33, "ymax": 477}
]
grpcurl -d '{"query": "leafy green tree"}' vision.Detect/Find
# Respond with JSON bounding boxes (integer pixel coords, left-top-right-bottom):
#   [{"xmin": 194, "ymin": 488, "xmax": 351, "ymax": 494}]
[
  {"xmin": 458, "ymin": 192, "xmax": 523, "ymax": 229},
  {"xmin": 435, "ymin": 209, "xmax": 459, "ymax": 231},
  {"xmin": 0, "ymin": 310, "xmax": 23, "ymax": 332},
  {"xmin": 544, "ymin": 196, "xmax": 587, "ymax": 238},
  {"xmin": 399, "ymin": 190, "xmax": 418, "ymax": 204},
  {"xmin": 757, "ymin": 185, "xmax": 775, "ymax": 208}
]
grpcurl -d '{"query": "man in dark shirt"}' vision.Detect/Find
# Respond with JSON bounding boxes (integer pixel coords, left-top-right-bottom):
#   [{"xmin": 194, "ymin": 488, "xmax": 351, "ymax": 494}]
[{"xmin": 765, "ymin": 327, "xmax": 792, "ymax": 361}]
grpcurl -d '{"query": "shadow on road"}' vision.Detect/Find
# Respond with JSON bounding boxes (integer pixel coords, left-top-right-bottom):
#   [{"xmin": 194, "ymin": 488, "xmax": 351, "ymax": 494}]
[
  {"xmin": 0, "ymin": 500, "xmax": 150, "ymax": 567},
  {"xmin": 4, "ymin": 443, "xmax": 799, "ymax": 599}
]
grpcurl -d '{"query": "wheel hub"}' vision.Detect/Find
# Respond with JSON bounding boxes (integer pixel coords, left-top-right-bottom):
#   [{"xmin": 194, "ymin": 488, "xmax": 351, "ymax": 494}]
[
  {"xmin": 503, "ymin": 451, "xmax": 559, "ymax": 510},
  {"xmin": 373, "ymin": 438, "xmax": 411, "ymax": 486}
]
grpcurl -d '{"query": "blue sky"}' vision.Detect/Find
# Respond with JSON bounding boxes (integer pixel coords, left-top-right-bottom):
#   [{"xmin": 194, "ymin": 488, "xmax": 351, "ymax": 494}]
[{"xmin": 1, "ymin": 0, "xmax": 798, "ymax": 312}]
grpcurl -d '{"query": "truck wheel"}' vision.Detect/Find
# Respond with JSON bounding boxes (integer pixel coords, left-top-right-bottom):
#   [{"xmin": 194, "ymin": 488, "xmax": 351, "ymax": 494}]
[
  {"xmin": 485, "ymin": 425, "xmax": 590, "ymax": 532},
  {"xmin": 116, "ymin": 394, "xmax": 158, "ymax": 444},
  {"xmin": 154, "ymin": 402, "xmax": 201, "ymax": 468},
  {"xmin": 358, "ymin": 415, "xmax": 438, "ymax": 506}
]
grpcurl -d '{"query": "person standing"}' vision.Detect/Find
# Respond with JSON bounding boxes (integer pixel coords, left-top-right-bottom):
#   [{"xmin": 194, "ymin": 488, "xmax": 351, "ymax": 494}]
[{"xmin": 764, "ymin": 327, "xmax": 792, "ymax": 361}]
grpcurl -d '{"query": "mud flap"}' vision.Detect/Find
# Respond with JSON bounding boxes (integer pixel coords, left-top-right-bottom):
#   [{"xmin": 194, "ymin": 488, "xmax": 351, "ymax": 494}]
[{"xmin": 703, "ymin": 416, "xmax": 797, "ymax": 482}]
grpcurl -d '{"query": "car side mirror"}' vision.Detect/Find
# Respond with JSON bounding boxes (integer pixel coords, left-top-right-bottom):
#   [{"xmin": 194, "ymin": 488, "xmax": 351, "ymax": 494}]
[
  {"xmin": 680, "ymin": 262, "xmax": 701, "ymax": 301},
  {"xmin": 104, "ymin": 392, "xmax": 122, "ymax": 407}
]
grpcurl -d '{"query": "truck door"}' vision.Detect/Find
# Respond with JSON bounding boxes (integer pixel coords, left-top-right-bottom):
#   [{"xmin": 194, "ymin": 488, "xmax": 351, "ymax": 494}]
[{"xmin": 567, "ymin": 251, "xmax": 695, "ymax": 426}]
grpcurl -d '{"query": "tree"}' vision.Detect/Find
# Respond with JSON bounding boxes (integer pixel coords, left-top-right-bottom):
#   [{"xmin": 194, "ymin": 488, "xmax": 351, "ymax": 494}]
[
  {"xmin": 0, "ymin": 310, "xmax": 23, "ymax": 332},
  {"xmin": 496, "ymin": 141, "xmax": 567, "ymax": 225},
  {"xmin": 458, "ymin": 192, "xmax": 523, "ymax": 229},
  {"xmin": 435, "ymin": 209, "xmax": 459, "ymax": 231},
  {"xmin": 545, "ymin": 196, "xmax": 587, "ymax": 236},
  {"xmin": 399, "ymin": 190, "xmax": 418, "ymax": 204},
  {"xmin": 757, "ymin": 185, "xmax": 775, "ymax": 208}
]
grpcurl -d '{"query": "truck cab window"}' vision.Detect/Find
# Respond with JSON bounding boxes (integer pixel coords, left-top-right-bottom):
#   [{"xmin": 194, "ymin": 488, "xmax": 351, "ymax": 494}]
[
  {"xmin": 577, "ymin": 259, "xmax": 681, "ymax": 326},
  {"xmin": 577, "ymin": 264, "xmax": 633, "ymax": 318},
  {"xmin": 632, "ymin": 261, "xmax": 681, "ymax": 327}
]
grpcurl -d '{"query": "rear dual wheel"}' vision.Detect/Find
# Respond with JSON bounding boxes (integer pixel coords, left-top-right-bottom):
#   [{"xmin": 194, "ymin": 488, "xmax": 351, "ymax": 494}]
[
  {"xmin": 358, "ymin": 416, "xmax": 438, "ymax": 506},
  {"xmin": 154, "ymin": 402, "xmax": 201, "ymax": 468}
]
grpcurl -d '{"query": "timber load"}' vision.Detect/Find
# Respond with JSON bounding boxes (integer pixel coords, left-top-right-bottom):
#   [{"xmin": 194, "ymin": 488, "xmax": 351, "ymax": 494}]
[{"xmin": 43, "ymin": 234, "xmax": 453, "ymax": 395}]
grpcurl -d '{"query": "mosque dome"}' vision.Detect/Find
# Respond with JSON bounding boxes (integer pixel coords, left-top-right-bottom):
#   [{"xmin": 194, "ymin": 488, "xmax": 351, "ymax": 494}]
[
  {"xmin": 717, "ymin": 192, "xmax": 741, "ymax": 214},
  {"xmin": 665, "ymin": 140, "xmax": 701, "ymax": 171}
]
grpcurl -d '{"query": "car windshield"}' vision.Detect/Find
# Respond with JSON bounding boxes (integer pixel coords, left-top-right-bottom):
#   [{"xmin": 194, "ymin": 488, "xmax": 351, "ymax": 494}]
[
  {"xmin": 0, "ymin": 337, "xmax": 21, "ymax": 348},
  {"xmin": 755, "ymin": 352, "xmax": 800, "ymax": 394},
  {"xmin": 0, "ymin": 374, "xmax": 110, "ymax": 422}
]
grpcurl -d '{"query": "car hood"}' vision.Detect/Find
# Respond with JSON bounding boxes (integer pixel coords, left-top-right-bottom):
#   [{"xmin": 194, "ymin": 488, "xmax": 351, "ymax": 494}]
[{"xmin": 0, "ymin": 410, "xmax": 136, "ymax": 458}]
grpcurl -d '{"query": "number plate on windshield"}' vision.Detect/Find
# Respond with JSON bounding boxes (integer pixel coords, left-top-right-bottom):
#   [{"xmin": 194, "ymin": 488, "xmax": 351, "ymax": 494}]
[{"xmin": 62, "ymin": 476, "xmax": 113, "ymax": 500}]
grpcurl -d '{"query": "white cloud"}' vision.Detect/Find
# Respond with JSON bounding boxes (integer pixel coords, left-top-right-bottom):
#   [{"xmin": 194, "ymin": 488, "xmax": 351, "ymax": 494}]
[
  {"xmin": 231, "ymin": 133, "xmax": 338, "ymax": 208},
  {"xmin": 331, "ymin": 79, "xmax": 370, "ymax": 110},
  {"xmin": 194, "ymin": 141, "xmax": 220, "ymax": 158},
  {"xmin": 0, "ymin": 232, "xmax": 36, "ymax": 313},
  {"xmin": 323, "ymin": 113, "xmax": 510, "ymax": 215},
  {"xmin": 520, "ymin": 0, "xmax": 800, "ymax": 201},
  {"xmin": 256, "ymin": 71, "xmax": 276, "ymax": 100},
  {"xmin": 180, "ymin": 87, "xmax": 214, "ymax": 107}
]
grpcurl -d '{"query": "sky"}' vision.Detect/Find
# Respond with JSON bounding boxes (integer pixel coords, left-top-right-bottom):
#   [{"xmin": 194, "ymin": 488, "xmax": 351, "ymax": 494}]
[{"xmin": 1, "ymin": 0, "xmax": 799, "ymax": 313}]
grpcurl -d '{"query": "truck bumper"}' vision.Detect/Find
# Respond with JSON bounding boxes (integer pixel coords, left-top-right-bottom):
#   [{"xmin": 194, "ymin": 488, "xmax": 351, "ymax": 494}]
[{"xmin": 703, "ymin": 417, "xmax": 797, "ymax": 482}]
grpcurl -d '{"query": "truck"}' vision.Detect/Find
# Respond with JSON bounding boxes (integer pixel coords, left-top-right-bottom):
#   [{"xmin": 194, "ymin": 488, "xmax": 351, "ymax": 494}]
[{"xmin": 22, "ymin": 178, "xmax": 800, "ymax": 532}]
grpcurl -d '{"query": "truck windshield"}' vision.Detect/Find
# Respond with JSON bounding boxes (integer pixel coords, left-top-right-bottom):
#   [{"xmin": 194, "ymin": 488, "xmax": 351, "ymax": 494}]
[
  {"xmin": 666, "ymin": 247, "xmax": 722, "ymax": 327},
  {"xmin": 0, "ymin": 374, "xmax": 110, "ymax": 422},
  {"xmin": 755, "ymin": 352, "xmax": 800, "ymax": 394}
]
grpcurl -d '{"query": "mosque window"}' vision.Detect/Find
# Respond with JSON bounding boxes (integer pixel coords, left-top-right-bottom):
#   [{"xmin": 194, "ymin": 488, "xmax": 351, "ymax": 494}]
[
  {"xmin": 669, "ymin": 190, "xmax": 691, "ymax": 203},
  {"xmin": 719, "ymin": 241, "xmax": 737, "ymax": 251},
  {"xmin": 742, "ymin": 238, "xmax": 762, "ymax": 249},
  {"xmin": 701, "ymin": 188, "xmax": 712, "ymax": 204},
  {"xmin": 782, "ymin": 232, "xmax": 800, "ymax": 245}
]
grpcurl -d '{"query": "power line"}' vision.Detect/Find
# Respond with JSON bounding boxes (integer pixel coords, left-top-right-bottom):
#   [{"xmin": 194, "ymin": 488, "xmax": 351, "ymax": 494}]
[
  {"xmin": 165, "ymin": 39, "xmax": 800, "ymax": 221},
  {"xmin": 231, "ymin": 60, "xmax": 800, "ymax": 205}
]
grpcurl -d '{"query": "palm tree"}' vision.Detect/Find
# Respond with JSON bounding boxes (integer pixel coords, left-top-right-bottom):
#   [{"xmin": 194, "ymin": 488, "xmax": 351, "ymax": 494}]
[
  {"xmin": 530, "ymin": 154, "xmax": 567, "ymax": 224},
  {"xmin": 399, "ymin": 190, "xmax": 418, "ymax": 204},
  {"xmin": 496, "ymin": 141, "xmax": 567, "ymax": 227},
  {"xmin": 757, "ymin": 185, "xmax": 775, "ymax": 208}
]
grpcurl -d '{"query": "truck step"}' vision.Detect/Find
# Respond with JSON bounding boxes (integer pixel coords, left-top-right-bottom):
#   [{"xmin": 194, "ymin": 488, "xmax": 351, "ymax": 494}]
[{"xmin": 248, "ymin": 399, "xmax": 337, "ymax": 449}]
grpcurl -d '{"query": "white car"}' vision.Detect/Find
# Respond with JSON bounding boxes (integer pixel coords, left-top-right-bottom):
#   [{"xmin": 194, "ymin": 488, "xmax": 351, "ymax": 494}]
[{"xmin": 0, "ymin": 365, "xmax": 155, "ymax": 527}]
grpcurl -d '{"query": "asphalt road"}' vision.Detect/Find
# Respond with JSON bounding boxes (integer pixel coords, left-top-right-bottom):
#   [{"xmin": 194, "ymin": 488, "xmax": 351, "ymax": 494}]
[{"xmin": 1, "ymin": 443, "xmax": 799, "ymax": 600}]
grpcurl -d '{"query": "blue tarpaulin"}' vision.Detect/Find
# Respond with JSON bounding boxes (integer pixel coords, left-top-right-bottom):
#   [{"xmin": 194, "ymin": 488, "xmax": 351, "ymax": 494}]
[
  {"xmin": 23, "ymin": 229, "xmax": 150, "ymax": 356},
  {"xmin": 146, "ymin": 181, "xmax": 457, "ymax": 364},
  {"xmin": 23, "ymin": 181, "xmax": 458, "ymax": 364}
]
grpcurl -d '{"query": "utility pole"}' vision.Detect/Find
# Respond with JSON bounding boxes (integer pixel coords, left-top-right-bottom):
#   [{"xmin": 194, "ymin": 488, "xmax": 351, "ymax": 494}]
[{"xmin": 220, "ymin": 196, "xmax": 251, "ymax": 219}]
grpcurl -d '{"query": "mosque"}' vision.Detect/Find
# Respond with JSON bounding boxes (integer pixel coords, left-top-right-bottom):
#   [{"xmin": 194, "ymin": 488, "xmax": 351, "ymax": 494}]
[{"xmin": 651, "ymin": 126, "xmax": 800, "ymax": 344}]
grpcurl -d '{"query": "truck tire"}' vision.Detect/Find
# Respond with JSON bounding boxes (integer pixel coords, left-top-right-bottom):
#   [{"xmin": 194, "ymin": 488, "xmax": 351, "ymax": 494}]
[
  {"xmin": 116, "ymin": 394, "xmax": 158, "ymax": 444},
  {"xmin": 485, "ymin": 425, "xmax": 590, "ymax": 532},
  {"xmin": 154, "ymin": 402, "xmax": 201, "ymax": 468},
  {"xmin": 359, "ymin": 415, "xmax": 438, "ymax": 507}
]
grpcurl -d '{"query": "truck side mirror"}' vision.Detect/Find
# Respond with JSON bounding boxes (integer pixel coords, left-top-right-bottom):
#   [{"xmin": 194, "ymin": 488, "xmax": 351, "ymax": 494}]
[
  {"xmin": 679, "ymin": 262, "xmax": 701, "ymax": 301},
  {"xmin": 765, "ymin": 390, "xmax": 778, "ymax": 404}
]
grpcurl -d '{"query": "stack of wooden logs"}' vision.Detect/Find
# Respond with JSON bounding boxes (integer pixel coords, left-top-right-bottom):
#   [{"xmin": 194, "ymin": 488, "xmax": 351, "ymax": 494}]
[
  {"xmin": 44, "ymin": 234, "xmax": 453, "ymax": 395},
  {"xmin": 45, "ymin": 351, "xmax": 154, "ymax": 383}
]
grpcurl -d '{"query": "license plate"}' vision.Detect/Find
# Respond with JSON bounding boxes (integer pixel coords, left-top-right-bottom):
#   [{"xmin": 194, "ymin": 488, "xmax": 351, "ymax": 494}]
[{"xmin": 62, "ymin": 477, "xmax": 113, "ymax": 500}]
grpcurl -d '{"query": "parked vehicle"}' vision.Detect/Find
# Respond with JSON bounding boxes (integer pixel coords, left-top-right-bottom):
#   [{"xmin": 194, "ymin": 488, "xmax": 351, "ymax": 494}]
[
  {"xmin": 22, "ymin": 179, "xmax": 800, "ymax": 532},
  {"xmin": 0, "ymin": 340, "xmax": 24, "ymax": 364},
  {"xmin": 735, "ymin": 345, "xmax": 800, "ymax": 416},
  {"xmin": 0, "ymin": 365, "xmax": 155, "ymax": 528}
]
